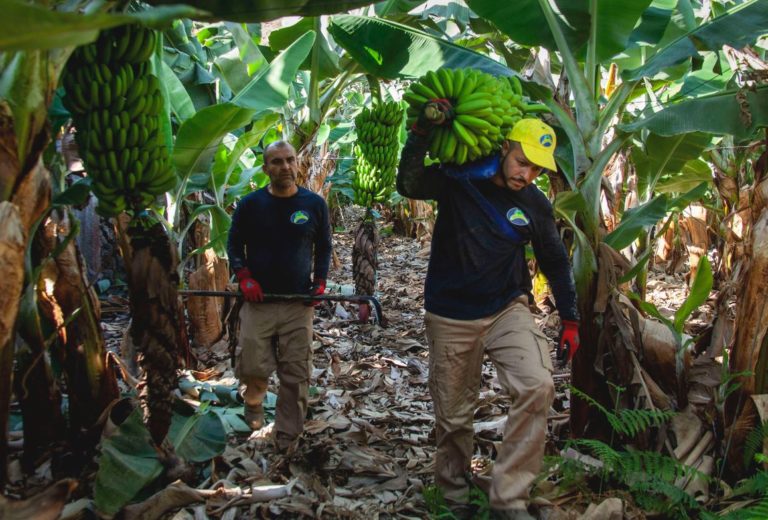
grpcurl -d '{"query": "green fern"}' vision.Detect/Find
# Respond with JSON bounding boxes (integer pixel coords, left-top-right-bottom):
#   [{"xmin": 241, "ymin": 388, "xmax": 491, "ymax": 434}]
[
  {"xmin": 732, "ymin": 469, "xmax": 768, "ymax": 498},
  {"xmin": 570, "ymin": 386, "xmax": 676, "ymax": 437},
  {"xmin": 468, "ymin": 485, "xmax": 490, "ymax": 518},
  {"xmin": 568, "ymin": 438, "xmax": 706, "ymax": 517},
  {"xmin": 630, "ymin": 477, "xmax": 702, "ymax": 519},
  {"xmin": 569, "ymin": 438, "xmax": 623, "ymax": 470},
  {"xmin": 743, "ymin": 420, "xmax": 768, "ymax": 468},
  {"xmin": 423, "ymin": 485, "xmax": 457, "ymax": 520},
  {"xmin": 717, "ymin": 497, "xmax": 768, "ymax": 519},
  {"xmin": 542, "ymin": 454, "xmax": 593, "ymax": 493},
  {"xmin": 422, "ymin": 483, "xmax": 491, "ymax": 520}
]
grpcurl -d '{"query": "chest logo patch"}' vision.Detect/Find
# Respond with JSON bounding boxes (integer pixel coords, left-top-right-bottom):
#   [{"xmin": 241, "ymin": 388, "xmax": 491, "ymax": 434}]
[
  {"xmin": 290, "ymin": 210, "xmax": 309, "ymax": 225},
  {"xmin": 506, "ymin": 207, "xmax": 529, "ymax": 226}
]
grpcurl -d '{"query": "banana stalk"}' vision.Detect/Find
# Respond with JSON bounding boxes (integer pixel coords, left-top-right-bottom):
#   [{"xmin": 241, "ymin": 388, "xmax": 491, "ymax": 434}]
[{"xmin": 124, "ymin": 214, "xmax": 183, "ymax": 445}]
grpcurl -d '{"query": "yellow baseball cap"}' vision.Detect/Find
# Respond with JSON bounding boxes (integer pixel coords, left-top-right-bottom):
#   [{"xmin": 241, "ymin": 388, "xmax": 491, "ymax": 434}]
[{"xmin": 506, "ymin": 118, "xmax": 557, "ymax": 171}]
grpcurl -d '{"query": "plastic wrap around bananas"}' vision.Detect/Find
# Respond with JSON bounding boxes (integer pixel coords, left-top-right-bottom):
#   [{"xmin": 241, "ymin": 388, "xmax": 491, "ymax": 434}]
[
  {"xmin": 404, "ymin": 68, "xmax": 542, "ymax": 165},
  {"xmin": 352, "ymin": 101, "xmax": 404, "ymax": 207},
  {"xmin": 62, "ymin": 24, "xmax": 177, "ymax": 217}
]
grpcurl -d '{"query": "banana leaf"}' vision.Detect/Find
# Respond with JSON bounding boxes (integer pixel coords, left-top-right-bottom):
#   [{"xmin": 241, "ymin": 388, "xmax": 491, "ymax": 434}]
[
  {"xmin": 144, "ymin": 0, "xmax": 379, "ymax": 22},
  {"xmin": 656, "ymin": 159, "xmax": 711, "ymax": 194},
  {"xmin": 159, "ymin": 61, "xmax": 195, "ymax": 122},
  {"xmin": 172, "ymin": 102, "xmax": 255, "ymax": 227},
  {"xmin": 554, "ymin": 191, "xmax": 598, "ymax": 297},
  {"xmin": 604, "ymin": 195, "xmax": 669, "ymax": 251},
  {"xmin": 374, "ymin": 0, "xmax": 428, "ymax": 16},
  {"xmin": 94, "ymin": 406, "xmax": 225, "ymax": 516},
  {"xmin": 230, "ymin": 31, "xmax": 316, "ymax": 111},
  {"xmin": 624, "ymin": 0, "xmax": 768, "ymax": 81},
  {"xmin": 631, "ymin": 132, "xmax": 713, "ymax": 197},
  {"xmin": 673, "ymin": 256, "xmax": 712, "ymax": 334},
  {"xmin": 628, "ymin": 0, "xmax": 676, "ymax": 47},
  {"xmin": 465, "ymin": 0, "xmax": 653, "ymax": 63},
  {"xmin": 1, "ymin": 0, "xmax": 204, "ymax": 51},
  {"xmin": 269, "ymin": 18, "xmax": 340, "ymax": 80},
  {"xmin": 604, "ymin": 181, "xmax": 708, "ymax": 252},
  {"xmin": 94, "ymin": 408, "xmax": 163, "ymax": 516},
  {"xmin": 213, "ymin": 114, "xmax": 278, "ymax": 202},
  {"xmin": 328, "ymin": 15, "xmax": 513, "ymax": 79},
  {"xmin": 621, "ymin": 85, "xmax": 768, "ymax": 139}
]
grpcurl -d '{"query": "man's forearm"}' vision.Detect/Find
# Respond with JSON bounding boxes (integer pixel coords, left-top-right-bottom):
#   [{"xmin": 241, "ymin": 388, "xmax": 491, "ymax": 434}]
[{"xmin": 396, "ymin": 132, "xmax": 438, "ymax": 200}]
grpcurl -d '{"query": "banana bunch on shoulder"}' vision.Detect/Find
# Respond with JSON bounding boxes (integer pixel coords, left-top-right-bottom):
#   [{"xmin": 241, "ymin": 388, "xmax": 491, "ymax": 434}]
[
  {"xmin": 352, "ymin": 101, "xmax": 404, "ymax": 207},
  {"xmin": 62, "ymin": 24, "xmax": 177, "ymax": 217},
  {"xmin": 404, "ymin": 68, "xmax": 543, "ymax": 165}
]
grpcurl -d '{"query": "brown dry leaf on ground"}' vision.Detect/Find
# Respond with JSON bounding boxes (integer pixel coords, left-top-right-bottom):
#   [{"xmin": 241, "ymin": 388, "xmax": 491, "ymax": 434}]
[{"xmin": 89, "ymin": 230, "xmax": 706, "ymax": 519}]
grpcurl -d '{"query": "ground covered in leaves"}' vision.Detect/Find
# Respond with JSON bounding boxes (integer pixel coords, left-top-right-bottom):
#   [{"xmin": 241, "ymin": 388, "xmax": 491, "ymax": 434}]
[{"xmin": 89, "ymin": 230, "xmax": 704, "ymax": 519}]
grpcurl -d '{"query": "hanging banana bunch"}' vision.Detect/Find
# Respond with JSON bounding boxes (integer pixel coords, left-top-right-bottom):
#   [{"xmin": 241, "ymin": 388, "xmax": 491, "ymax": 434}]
[
  {"xmin": 352, "ymin": 101, "xmax": 404, "ymax": 207},
  {"xmin": 403, "ymin": 68, "xmax": 546, "ymax": 165},
  {"xmin": 62, "ymin": 24, "xmax": 177, "ymax": 217}
]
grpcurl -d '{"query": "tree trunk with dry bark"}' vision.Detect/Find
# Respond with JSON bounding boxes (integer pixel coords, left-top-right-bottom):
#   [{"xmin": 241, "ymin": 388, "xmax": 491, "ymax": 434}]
[
  {"xmin": 725, "ymin": 175, "xmax": 768, "ymax": 476},
  {"xmin": 0, "ymin": 116, "xmax": 53, "ymax": 481},
  {"xmin": 40, "ymin": 209, "xmax": 119, "ymax": 451}
]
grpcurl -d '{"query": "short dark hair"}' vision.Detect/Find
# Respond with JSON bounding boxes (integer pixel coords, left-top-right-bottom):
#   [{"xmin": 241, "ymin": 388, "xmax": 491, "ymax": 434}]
[{"xmin": 264, "ymin": 140, "xmax": 295, "ymax": 162}]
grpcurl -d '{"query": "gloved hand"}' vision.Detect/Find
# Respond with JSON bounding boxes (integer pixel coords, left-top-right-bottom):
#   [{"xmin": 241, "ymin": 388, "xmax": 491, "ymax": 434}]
[
  {"xmin": 412, "ymin": 98, "xmax": 454, "ymax": 134},
  {"xmin": 557, "ymin": 320, "xmax": 580, "ymax": 367},
  {"xmin": 235, "ymin": 268, "xmax": 263, "ymax": 302},
  {"xmin": 306, "ymin": 278, "xmax": 326, "ymax": 307}
]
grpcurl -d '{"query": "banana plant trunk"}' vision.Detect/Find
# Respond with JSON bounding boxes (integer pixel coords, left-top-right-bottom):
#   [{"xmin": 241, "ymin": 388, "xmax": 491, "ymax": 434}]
[
  {"xmin": 124, "ymin": 215, "xmax": 183, "ymax": 446},
  {"xmin": 0, "ymin": 108, "xmax": 54, "ymax": 483},
  {"xmin": 353, "ymin": 216, "xmax": 377, "ymax": 321},
  {"xmin": 725, "ymin": 175, "xmax": 768, "ymax": 476},
  {"xmin": 40, "ymin": 209, "xmax": 120, "ymax": 451},
  {"xmin": 296, "ymin": 139, "xmax": 336, "ymax": 196}
]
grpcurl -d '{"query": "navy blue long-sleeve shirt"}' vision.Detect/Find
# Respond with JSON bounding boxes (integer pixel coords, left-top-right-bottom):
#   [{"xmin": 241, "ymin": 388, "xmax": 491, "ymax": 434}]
[
  {"xmin": 397, "ymin": 133, "xmax": 578, "ymax": 321},
  {"xmin": 227, "ymin": 186, "xmax": 332, "ymax": 294}
]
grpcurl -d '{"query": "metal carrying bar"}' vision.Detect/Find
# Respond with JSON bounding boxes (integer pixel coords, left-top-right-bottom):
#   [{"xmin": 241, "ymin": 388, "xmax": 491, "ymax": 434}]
[{"xmin": 178, "ymin": 290, "xmax": 384, "ymax": 325}]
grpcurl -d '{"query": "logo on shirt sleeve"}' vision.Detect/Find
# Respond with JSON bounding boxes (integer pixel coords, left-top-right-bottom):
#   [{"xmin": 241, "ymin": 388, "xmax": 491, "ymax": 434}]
[
  {"xmin": 506, "ymin": 207, "xmax": 530, "ymax": 226},
  {"xmin": 290, "ymin": 210, "xmax": 310, "ymax": 224}
]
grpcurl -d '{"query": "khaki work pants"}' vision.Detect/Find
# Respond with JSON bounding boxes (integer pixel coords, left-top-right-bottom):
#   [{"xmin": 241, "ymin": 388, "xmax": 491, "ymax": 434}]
[
  {"xmin": 425, "ymin": 296, "xmax": 555, "ymax": 510},
  {"xmin": 237, "ymin": 301, "xmax": 314, "ymax": 447}
]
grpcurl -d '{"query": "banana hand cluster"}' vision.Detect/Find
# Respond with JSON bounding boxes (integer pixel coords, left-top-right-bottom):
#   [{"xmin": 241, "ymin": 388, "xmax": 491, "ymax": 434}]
[
  {"xmin": 404, "ymin": 68, "xmax": 530, "ymax": 165},
  {"xmin": 62, "ymin": 24, "xmax": 177, "ymax": 217},
  {"xmin": 352, "ymin": 101, "xmax": 403, "ymax": 207}
]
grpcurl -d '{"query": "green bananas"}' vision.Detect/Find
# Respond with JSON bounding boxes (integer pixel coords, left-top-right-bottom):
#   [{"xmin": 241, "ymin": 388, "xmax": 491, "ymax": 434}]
[
  {"xmin": 352, "ymin": 101, "xmax": 404, "ymax": 208},
  {"xmin": 404, "ymin": 68, "xmax": 536, "ymax": 165},
  {"xmin": 62, "ymin": 24, "xmax": 177, "ymax": 217}
]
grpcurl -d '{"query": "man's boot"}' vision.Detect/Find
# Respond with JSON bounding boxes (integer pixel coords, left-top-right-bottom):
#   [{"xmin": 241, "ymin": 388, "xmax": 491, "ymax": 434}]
[{"xmin": 244, "ymin": 403, "xmax": 264, "ymax": 430}]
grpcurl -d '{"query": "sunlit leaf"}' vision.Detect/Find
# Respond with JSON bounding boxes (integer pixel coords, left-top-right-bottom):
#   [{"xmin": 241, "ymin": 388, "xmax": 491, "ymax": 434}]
[
  {"xmin": 604, "ymin": 195, "xmax": 669, "ymax": 251},
  {"xmin": 624, "ymin": 0, "xmax": 768, "ymax": 81},
  {"xmin": 231, "ymin": 31, "xmax": 315, "ymax": 111},
  {"xmin": 673, "ymin": 256, "xmax": 712, "ymax": 333},
  {"xmin": 622, "ymin": 85, "xmax": 768, "ymax": 139},
  {"xmin": 328, "ymin": 15, "xmax": 513, "ymax": 79}
]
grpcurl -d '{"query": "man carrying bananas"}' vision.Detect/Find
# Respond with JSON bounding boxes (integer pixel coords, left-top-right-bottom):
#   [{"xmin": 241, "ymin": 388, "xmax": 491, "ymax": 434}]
[
  {"xmin": 397, "ymin": 103, "xmax": 580, "ymax": 520},
  {"xmin": 227, "ymin": 140, "xmax": 332, "ymax": 453}
]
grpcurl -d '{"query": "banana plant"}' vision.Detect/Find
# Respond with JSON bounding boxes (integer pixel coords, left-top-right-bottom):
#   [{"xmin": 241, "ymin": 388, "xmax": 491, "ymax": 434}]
[
  {"xmin": 0, "ymin": 0, "xmax": 203, "ymax": 486},
  {"xmin": 470, "ymin": 0, "xmax": 768, "ymax": 437},
  {"xmin": 327, "ymin": 0, "xmax": 768, "ymax": 436}
]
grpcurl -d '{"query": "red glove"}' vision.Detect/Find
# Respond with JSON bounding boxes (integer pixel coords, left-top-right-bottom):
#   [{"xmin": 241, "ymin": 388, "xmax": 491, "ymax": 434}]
[
  {"xmin": 557, "ymin": 320, "xmax": 580, "ymax": 366},
  {"xmin": 235, "ymin": 268, "xmax": 263, "ymax": 302},
  {"xmin": 307, "ymin": 278, "xmax": 326, "ymax": 307},
  {"xmin": 412, "ymin": 98, "xmax": 454, "ymax": 134}
]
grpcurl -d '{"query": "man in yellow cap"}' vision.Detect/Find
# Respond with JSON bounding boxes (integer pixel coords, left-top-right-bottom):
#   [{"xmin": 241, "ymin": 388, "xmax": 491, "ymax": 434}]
[{"xmin": 398, "ymin": 107, "xmax": 579, "ymax": 520}]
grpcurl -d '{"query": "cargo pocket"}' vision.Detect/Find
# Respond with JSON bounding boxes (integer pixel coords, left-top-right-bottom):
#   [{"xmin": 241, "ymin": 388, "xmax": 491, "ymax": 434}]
[{"xmin": 532, "ymin": 329, "xmax": 554, "ymax": 373}]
